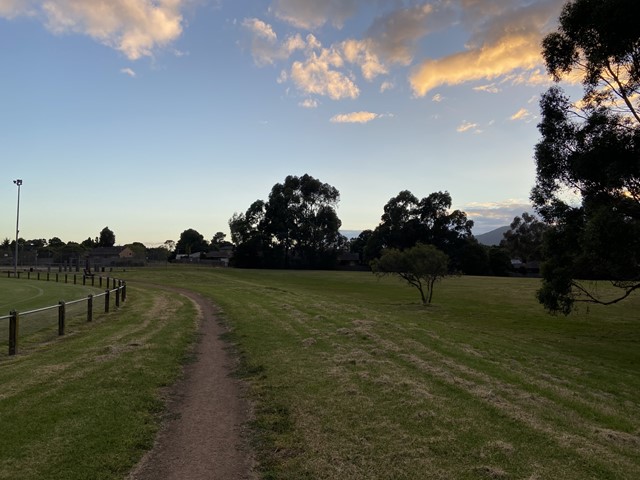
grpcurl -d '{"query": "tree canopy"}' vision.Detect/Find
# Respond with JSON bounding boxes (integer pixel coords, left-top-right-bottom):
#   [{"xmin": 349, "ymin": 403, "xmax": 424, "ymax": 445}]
[
  {"xmin": 229, "ymin": 174, "xmax": 343, "ymax": 269},
  {"xmin": 175, "ymin": 229, "xmax": 208, "ymax": 255},
  {"xmin": 370, "ymin": 243, "xmax": 449, "ymax": 305},
  {"xmin": 532, "ymin": 0, "xmax": 640, "ymax": 313},
  {"xmin": 365, "ymin": 190, "xmax": 473, "ymax": 269},
  {"xmin": 501, "ymin": 212, "xmax": 548, "ymax": 264},
  {"xmin": 98, "ymin": 227, "xmax": 115, "ymax": 248}
]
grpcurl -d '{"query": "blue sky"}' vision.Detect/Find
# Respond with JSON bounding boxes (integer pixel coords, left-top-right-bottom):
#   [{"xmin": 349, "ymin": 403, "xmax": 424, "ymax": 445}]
[{"xmin": 0, "ymin": 0, "xmax": 577, "ymax": 247}]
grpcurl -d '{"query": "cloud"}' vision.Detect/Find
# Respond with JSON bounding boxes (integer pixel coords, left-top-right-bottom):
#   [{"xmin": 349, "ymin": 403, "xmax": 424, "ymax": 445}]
[
  {"xmin": 457, "ymin": 121, "xmax": 481, "ymax": 133},
  {"xmin": 290, "ymin": 47, "xmax": 359, "ymax": 100},
  {"xmin": 299, "ymin": 98, "xmax": 319, "ymax": 108},
  {"xmin": 242, "ymin": 18, "xmax": 305, "ymax": 66},
  {"xmin": 473, "ymin": 83, "xmax": 500, "ymax": 94},
  {"xmin": 380, "ymin": 81, "xmax": 394, "ymax": 93},
  {"xmin": 271, "ymin": 0, "xmax": 361, "ymax": 29},
  {"xmin": 431, "ymin": 93, "xmax": 444, "ymax": 102},
  {"xmin": 409, "ymin": 0, "xmax": 563, "ymax": 96},
  {"xmin": 0, "ymin": 0, "xmax": 33, "ymax": 18},
  {"xmin": 330, "ymin": 111, "xmax": 382, "ymax": 123},
  {"xmin": 463, "ymin": 200, "xmax": 534, "ymax": 233},
  {"xmin": 120, "ymin": 67, "xmax": 136, "ymax": 77},
  {"xmin": 1, "ymin": 0, "xmax": 186, "ymax": 60},
  {"xmin": 510, "ymin": 107, "xmax": 533, "ymax": 121},
  {"xmin": 340, "ymin": 38, "xmax": 387, "ymax": 80},
  {"xmin": 365, "ymin": 3, "xmax": 450, "ymax": 66}
]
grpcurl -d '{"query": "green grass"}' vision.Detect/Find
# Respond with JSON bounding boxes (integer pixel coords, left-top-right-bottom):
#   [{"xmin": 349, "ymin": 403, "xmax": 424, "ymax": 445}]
[
  {"xmin": 0, "ymin": 283, "xmax": 198, "ymax": 480},
  {"xmin": 0, "ymin": 277, "xmax": 106, "ymax": 352},
  {"xmin": 2, "ymin": 267, "xmax": 638, "ymax": 479},
  {"xmin": 118, "ymin": 267, "xmax": 640, "ymax": 480}
]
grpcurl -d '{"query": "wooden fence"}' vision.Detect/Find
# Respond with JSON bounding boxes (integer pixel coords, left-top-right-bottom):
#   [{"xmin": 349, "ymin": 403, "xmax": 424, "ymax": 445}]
[{"xmin": 1, "ymin": 273, "xmax": 127, "ymax": 356}]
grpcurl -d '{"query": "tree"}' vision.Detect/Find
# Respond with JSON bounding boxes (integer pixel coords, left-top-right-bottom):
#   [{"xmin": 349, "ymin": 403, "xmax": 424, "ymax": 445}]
[
  {"xmin": 81, "ymin": 237, "xmax": 97, "ymax": 249},
  {"xmin": 210, "ymin": 232, "xmax": 230, "ymax": 250},
  {"xmin": 370, "ymin": 244, "xmax": 449, "ymax": 305},
  {"xmin": 175, "ymin": 229, "xmax": 208, "ymax": 255},
  {"xmin": 98, "ymin": 227, "xmax": 115, "ymax": 248},
  {"xmin": 500, "ymin": 212, "xmax": 548, "ymax": 263},
  {"xmin": 531, "ymin": 0, "xmax": 640, "ymax": 313},
  {"xmin": 229, "ymin": 174, "xmax": 343, "ymax": 269},
  {"xmin": 126, "ymin": 242, "xmax": 147, "ymax": 261},
  {"xmin": 366, "ymin": 190, "xmax": 473, "ymax": 270}
]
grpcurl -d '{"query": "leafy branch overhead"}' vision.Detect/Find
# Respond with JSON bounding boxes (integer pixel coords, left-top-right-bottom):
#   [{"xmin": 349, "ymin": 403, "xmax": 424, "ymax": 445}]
[{"xmin": 532, "ymin": 0, "xmax": 640, "ymax": 313}]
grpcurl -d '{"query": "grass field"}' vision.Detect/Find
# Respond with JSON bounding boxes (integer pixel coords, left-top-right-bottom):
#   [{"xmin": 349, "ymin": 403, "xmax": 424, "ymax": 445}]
[
  {"xmin": 0, "ymin": 277, "xmax": 105, "ymax": 352},
  {"xmin": 0, "ymin": 282, "xmax": 198, "ymax": 480},
  {"xmin": 117, "ymin": 267, "xmax": 640, "ymax": 480},
  {"xmin": 1, "ymin": 267, "xmax": 639, "ymax": 479}
]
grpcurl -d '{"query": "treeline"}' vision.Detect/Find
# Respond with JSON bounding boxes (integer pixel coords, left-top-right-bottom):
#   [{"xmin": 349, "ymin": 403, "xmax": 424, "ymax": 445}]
[
  {"xmin": 2, "ymin": 178, "xmax": 541, "ymax": 276},
  {"xmin": 228, "ymin": 173, "xmax": 520, "ymax": 275}
]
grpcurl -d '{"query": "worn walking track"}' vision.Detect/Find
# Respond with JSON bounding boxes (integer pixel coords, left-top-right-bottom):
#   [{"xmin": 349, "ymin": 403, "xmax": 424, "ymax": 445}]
[{"xmin": 128, "ymin": 288, "xmax": 256, "ymax": 480}]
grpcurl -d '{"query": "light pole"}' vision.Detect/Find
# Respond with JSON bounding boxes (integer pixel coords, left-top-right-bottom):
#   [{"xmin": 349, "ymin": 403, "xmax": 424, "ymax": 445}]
[{"xmin": 13, "ymin": 179, "xmax": 22, "ymax": 277}]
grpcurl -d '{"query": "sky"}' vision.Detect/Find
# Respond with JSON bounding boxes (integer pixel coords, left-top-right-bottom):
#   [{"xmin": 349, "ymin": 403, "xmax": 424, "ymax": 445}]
[{"xmin": 0, "ymin": 0, "xmax": 580, "ymax": 247}]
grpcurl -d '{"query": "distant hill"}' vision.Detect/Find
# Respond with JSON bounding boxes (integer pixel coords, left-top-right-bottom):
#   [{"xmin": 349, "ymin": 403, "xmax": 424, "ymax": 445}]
[{"xmin": 474, "ymin": 226, "xmax": 509, "ymax": 246}]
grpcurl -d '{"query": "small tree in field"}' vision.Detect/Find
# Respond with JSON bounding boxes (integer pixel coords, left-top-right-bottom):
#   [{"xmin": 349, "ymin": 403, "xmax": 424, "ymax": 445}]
[{"xmin": 371, "ymin": 243, "xmax": 449, "ymax": 305}]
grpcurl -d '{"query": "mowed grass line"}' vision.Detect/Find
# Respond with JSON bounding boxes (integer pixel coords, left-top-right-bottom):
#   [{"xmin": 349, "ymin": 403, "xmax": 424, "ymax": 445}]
[
  {"xmin": 119, "ymin": 267, "xmax": 640, "ymax": 479},
  {"xmin": 0, "ymin": 285, "xmax": 198, "ymax": 480}
]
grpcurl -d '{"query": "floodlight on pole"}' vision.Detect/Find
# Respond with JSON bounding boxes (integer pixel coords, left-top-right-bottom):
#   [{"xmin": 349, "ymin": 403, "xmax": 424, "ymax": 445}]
[{"xmin": 13, "ymin": 179, "xmax": 22, "ymax": 277}]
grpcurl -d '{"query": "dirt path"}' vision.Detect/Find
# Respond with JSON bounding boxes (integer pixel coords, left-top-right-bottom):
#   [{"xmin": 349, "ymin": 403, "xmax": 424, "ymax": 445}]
[{"xmin": 128, "ymin": 288, "xmax": 256, "ymax": 480}]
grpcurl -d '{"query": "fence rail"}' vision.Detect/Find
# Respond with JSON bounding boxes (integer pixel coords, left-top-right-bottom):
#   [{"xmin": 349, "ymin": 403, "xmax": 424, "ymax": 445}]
[{"xmin": 1, "ymin": 272, "xmax": 127, "ymax": 356}]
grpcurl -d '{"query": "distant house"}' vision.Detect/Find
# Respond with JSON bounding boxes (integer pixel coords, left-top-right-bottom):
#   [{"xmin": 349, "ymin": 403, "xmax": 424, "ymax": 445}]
[
  {"xmin": 88, "ymin": 246, "xmax": 135, "ymax": 267},
  {"xmin": 175, "ymin": 252, "xmax": 204, "ymax": 263},
  {"xmin": 337, "ymin": 252, "xmax": 360, "ymax": 267},
  {"xmin": 204, "ymin": 247, "xmax": 233, "ymax": 267},
  {"xmin": 510, "ymin": 259, "xmax": 540, "ymax": 276}
]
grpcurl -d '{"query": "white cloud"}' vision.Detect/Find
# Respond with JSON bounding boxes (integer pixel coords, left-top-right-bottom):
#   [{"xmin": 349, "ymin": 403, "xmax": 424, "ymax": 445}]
[
  {"xmin": 299, "ymin": 98, "xmax": 319, "ymax": 108},
  {"xmin": 463, "ymin": 200, "xmax": 534, "ymax": 233},
  {"xmin": 457, "ymin": 121, "xmax": 481, "ymax": 133},
  {"xmin": 330, "ymin": 111, "xmax": 381, "ymax": 124},
  {"xmin": 1, "ymin": 0, "xmax": 186, "ymax": 60},
  {"xmin": 242, "ymin": 18, "xmax": 305, "ymax": 66},
  {"xmin": 431, "ymin": 93, "xmax": 443, "ymax": 102},
  {"xmin": 473, "ymin": 83, "xmax": 500, "ymax": 94},
  {"xmin": 340, "ymin": 38, "xmax": 387, "ymax": 81},
  {"xmin": 289, "ymin": 45, "xmax": 359, "ymax": 100},
  {"xmin": 380, "ymin": 81, "xmax": 394, "ymax": 93},
  {"xmin": 510, "ymin": 107, "xmax": 533, "ymax": 121},
  {"xmin": 120, "ymin": 67, "xmax": 136, "ymax": 77}
]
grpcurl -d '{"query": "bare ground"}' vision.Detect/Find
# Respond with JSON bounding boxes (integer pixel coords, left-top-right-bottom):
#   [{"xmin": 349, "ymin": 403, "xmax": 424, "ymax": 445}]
[{"xmin": 128, "ymin": 288, "xmax": 257, "ymax": 480}]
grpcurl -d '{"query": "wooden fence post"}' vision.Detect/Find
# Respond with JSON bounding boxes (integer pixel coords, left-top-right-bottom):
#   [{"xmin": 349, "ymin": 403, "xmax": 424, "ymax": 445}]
[
  {"xmin": 46, "ymin": 272, "xmax": 50, "ymax": 281},
  {"xmin": 56, "ymin": 273, "xmax": 59, "ymax": 282},
  {"xmin": 105, "ymin": 290, "xmax": 110, "ymax": 313},
  {"xmin": 9, "ymin": 310, "xmax": 19, "ymax": 356},
  {"xmin": 87, "ymin": 294, "xmax": 93, "ymax": 322},
  {"xmin": 115, "ymin": 285, "xmax": 121, "ymax": 308},
  {"xmin": 122, "ymin": 282, "xmax": 127, "ymax": 302},
  {"xmin": 58, "ymin": 301, "xmax": 65, "ymax": 336},
  {"xmin": 73, "ymin": 274, "xmax": 77, "ymax": 285},
  {"xmin": 27, "ymin": 271, "xmax": 30, "ymax": 280},
  {"xmin": 91, "ymin": 276, "xmax": 95, "ymax": 286},
  {"xmin": 99, "ymin": 276, "xmax": 103, "ymax": 288},
  {"xmin": 37, "ymin": 272, "xmax": 40, "ymax": 280},
  {"xmin": 82, "ymin": 275, "xmax": 86, "ymax": 286}
]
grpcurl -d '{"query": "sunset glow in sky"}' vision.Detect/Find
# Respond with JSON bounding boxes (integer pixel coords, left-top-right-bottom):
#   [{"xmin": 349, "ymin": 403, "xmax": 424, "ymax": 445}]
[{"xmin": 0, "ymin": 0, "xmax": 578, "ymax": 246}]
